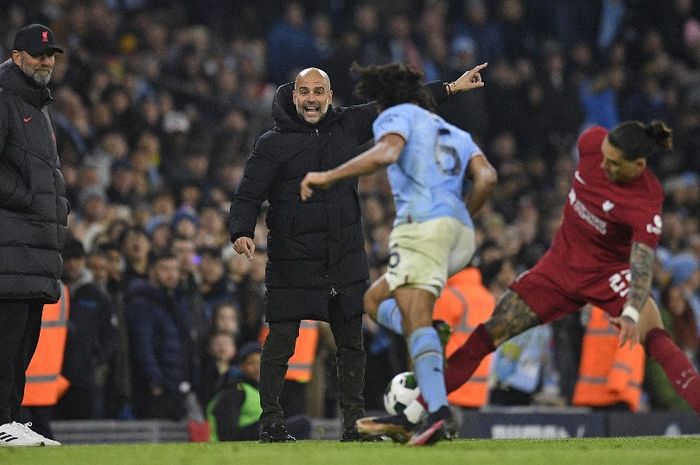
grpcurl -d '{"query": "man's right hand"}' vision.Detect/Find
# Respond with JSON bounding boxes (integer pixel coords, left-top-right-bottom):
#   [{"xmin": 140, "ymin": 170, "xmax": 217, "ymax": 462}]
[{"xmin": 233, "ymin": 236, "xmax": 255, "ymax": 261}]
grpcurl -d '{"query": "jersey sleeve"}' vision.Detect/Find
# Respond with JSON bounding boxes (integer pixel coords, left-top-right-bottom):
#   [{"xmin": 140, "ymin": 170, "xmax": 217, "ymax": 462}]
[
  {"xmin": 621, "ymin": 196, "xmax": 664, "ymax": 249},
  {"xmin": 372, "ymin": 105, "xmax": 412, "ymax": 142},
  {"xmin": 463, "ymin": 131, "xmax": 483, "ymax": 162}
]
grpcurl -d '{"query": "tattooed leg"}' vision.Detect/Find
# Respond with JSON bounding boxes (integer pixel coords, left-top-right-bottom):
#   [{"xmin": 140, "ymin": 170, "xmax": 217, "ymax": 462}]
[
  {"xmin": 442, "ymin": 289, "xmax": 540, "ymax": 394},
  {"xmin": 484, "ymin": 289, "xmax": 540, "ymax": 347}
]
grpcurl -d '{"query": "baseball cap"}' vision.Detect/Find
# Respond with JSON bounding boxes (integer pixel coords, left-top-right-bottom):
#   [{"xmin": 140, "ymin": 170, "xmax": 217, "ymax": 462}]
[{"xmin": 13, "ymin": 24, "xmax": 64, "ymax": 56}]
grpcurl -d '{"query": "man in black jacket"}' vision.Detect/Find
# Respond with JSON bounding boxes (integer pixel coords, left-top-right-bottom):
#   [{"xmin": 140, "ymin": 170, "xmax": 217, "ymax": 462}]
[
  {"xmin": 55, "ymin": 236, "xmax": 117, "ymax": 420},
  {"xmin": 0, "ymin": 24, "xmax": 69, "ymax": 447},
  {"xmin": 229, "ymin": 66, "xmax": 482, "ymax": 442},
  {"xmin": 126, "ymin": 253, "xmax": 198, "ymax": 421}
]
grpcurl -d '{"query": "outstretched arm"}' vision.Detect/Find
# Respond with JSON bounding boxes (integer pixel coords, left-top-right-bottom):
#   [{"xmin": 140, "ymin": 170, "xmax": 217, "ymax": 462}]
[
  {"xmin": 465, "ymin": 153, "xmax": 497, "ymax": 216},
  {"xmin": 609, "ymin": 241, "xmax": 655, "ymax": 347},
  {"xmin": 300, "ymin": 133, "xmax": 405, "ymax": 200}
]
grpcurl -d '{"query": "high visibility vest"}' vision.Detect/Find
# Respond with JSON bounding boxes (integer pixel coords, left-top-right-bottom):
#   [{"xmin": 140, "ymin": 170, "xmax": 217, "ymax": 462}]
[
  {"xmin": 433, "ymin": 268, "xmax": 495, "ymax": 408},
  {"xmin": 258, "ymin": 320, "xmax": 319, "ymax": 383},
  {"xmin": 22, "ymin": 283, "xmax": 70, "ymax": 406},
  {"xmin": 572, "ymin": 306, "xmax": 645, "ymax": 411}
]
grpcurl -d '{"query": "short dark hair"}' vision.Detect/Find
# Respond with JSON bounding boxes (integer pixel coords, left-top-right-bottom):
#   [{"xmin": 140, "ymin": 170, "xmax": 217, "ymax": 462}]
[
  {"xmin": 607, "ymin": 120, "xmax": 673, "ymax": 161},
  {"xmin": 351, "ymin": 62, "xmax": 435, "ymax": 111},
  {"xmin": 148, "ymin": 251, "xmax": 177, "ymax": 269}
]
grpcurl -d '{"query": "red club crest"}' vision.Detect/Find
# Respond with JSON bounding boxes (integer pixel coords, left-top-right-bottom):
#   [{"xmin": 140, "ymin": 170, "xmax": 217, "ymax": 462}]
[{"xmin": 41, "ymin": 31, "xmax": 49, "ymax": 44}]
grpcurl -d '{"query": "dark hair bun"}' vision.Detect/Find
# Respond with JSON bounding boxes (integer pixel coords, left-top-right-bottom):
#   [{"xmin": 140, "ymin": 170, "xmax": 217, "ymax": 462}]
[{"xmin": 646, "ymin": 120, "xmax": 673, "ymax": 150}]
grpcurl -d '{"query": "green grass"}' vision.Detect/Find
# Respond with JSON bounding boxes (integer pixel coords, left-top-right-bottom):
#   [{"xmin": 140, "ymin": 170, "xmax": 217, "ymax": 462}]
[{"xmin": 1, "ymin": 437, "xmax": 698, "ymax": 465}]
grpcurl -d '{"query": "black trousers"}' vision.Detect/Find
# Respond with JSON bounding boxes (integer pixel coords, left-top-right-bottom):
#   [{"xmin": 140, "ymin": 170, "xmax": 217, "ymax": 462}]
[
  {"xmin": 0, "ymin": 301, "xmax": 43, "ymax": 424},
  {"xmin": 260, "ymin": 299, "xmax": 366, "ymax": 430}
]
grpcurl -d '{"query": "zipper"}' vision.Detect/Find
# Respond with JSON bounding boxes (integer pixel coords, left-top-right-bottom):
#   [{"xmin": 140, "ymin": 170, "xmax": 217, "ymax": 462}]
[{"xmin": 330, "ymin": 286, "xmax": 338, "ymax": 297}]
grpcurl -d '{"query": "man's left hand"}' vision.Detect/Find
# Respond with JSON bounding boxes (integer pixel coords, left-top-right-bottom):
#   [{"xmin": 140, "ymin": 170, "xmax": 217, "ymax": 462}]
[
  {"xmin": 451, "ymin": 63, "xmax": 488, "ymax": 93},
  {"xmin": 608, "ymin": 314, "xmax": 640, "ymax": 348}
]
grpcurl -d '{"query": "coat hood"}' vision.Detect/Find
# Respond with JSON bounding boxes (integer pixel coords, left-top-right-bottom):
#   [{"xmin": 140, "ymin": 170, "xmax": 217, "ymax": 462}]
[
  {"xmin": 270, "ymin": 81, "xmax": 339, "ymax": 133},
  {"xmin": 0, "ymin": 58, "xmax": 52, "ymax": 108}
]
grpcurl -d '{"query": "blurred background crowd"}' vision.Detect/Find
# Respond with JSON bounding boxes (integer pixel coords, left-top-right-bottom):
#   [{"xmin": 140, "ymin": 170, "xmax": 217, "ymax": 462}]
[{"xmin": 3, "ymin": 0, "xmax": 699, "ymax": 422}]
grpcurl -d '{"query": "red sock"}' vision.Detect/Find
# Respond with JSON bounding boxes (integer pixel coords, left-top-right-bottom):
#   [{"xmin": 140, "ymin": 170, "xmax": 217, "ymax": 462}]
[
  {"xmin": 645, "ymin": 328, "xmax": 700, "ymax": 415},
  {"xmin": 444, "ymin": 324, "xmax": 496, "ymax": 393}
]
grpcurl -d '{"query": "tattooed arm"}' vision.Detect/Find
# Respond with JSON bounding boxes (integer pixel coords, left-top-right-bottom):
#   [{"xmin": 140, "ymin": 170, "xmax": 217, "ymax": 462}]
[
  {"xmin": 610, "ymin": 241, "xmax": 655, "ymax": 347},
  {"xmin": 626, "ymin": 241, "xmax": 655, "ymax": 311}
]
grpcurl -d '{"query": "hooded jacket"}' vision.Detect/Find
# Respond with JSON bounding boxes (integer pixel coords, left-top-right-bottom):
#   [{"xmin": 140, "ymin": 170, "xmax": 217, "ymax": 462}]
[
  {"xmin": 0, "ymin": 58, "xmax": 69, "ymax": 302},
  {"xmin": 229, "ymin": 81, "xmax": 447, "ymax": 322}
]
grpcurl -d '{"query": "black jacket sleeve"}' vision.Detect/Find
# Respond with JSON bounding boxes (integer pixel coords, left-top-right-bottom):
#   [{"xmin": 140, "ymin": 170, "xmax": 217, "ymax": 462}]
[
  {"xmin": 426, "ymin": 80, "xmax": 450, "ymax": 105},
  {"xmin": 228, "ymin": 135, "xmax": 282, "ymax": 242},
  {"xmin": 0, "ymin": 96, "xmax": 32, "ymax": 211}
]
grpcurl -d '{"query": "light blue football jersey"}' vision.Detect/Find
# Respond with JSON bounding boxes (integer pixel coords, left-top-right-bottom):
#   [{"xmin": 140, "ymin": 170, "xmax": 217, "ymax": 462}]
[{"xmin": 372, "ymin": 103, "xmax": 482, "ymax": 227}]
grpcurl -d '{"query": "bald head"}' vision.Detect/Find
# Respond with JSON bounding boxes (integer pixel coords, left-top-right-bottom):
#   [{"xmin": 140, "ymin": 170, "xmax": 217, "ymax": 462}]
[
  {"xmin": 295, "ymin": 67, "xmax": 331, "ymax": 90},
  {"xmin": 293, "ymin": 68, "xmax": 333, "ymax": 124}
]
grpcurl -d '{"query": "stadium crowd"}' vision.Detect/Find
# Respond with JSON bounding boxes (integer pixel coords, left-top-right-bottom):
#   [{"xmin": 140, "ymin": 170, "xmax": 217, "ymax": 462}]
[{"xmin": 3, "ymin": 0, "xmax": 699, "ymax": 421}]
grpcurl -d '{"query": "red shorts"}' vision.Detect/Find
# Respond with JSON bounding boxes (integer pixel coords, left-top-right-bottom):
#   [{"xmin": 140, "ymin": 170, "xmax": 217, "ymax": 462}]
[{"xmin": 509, "ymin": 252, "xmax": 630, "ymax": 323}]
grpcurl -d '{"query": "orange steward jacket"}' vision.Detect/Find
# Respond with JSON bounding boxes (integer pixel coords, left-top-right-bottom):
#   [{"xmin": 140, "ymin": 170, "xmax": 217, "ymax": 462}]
[
  {"xmin": 258, "ymin": 320, "xmax": 319, "ymax": 383},
  {"xmin": 23, "ymin": 283, "xmax": 70, "ymax": 406},
  {"xmin": 572, "ymin": 306, "xmax": 645, "ymax": 411},
  {"xmin": 433, "ymin": 268, "xmax": 494, "ymax": 408}
]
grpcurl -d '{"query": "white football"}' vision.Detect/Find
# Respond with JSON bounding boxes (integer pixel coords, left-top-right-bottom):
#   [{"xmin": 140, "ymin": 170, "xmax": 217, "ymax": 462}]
[{"xmin": 383, "ymin": 371, "xmax": 421, "ymax": 415}]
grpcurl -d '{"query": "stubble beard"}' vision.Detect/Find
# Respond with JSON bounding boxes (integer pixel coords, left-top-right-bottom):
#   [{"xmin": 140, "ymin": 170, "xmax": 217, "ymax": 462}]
[{"xmin": 20, "ymin": 61, "xmax": 52, "ymax": 86}]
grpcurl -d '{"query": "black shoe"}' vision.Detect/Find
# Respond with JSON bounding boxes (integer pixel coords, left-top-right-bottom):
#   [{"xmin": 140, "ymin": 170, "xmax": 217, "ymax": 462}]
[
  {"xmin": 340, "ymin": 426, "xmax": 384, "ymax": 442},
  {"xmin": 355, "ymin": 412, "xmax": 417, "ymax": 444},
  {"xmin": 259, "ymin": 422, "xmax": 296, "ymax": 443},
  {"xmin": 408, "ymin": 405, "xmax": 452, "ymax": 446}
]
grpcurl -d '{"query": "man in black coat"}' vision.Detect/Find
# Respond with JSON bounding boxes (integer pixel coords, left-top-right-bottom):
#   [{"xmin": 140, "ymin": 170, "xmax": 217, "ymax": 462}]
[
  {"xmin": 0, "ymin": 24, "xmax": 69, "ymax": 447},
  {"xmin": 126, "ymin": 253, "xmax": 198, "ymax": 421},
  {"xmin": 55, "ymin": 236, "xmax": 117, "ymax": 420},
  {"xmin": 229, "ymin": 66, "xmax": 479, "ymax": 442}
]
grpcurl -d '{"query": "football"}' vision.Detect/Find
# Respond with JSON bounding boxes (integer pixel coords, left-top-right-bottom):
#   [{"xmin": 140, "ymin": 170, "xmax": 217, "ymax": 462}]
[{"xmin": 383, "ymin": 371, "xmax": 421, "ymax": 415}]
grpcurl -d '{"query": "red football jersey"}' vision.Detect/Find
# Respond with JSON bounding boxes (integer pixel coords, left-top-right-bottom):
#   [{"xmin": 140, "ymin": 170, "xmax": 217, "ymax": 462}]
[{"xmin": 547, "ymin": 126, "xmax": 664, "ymax": 271}]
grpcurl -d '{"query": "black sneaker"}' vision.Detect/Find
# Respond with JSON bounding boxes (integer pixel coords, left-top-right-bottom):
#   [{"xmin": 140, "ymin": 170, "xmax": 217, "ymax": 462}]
[
  {"xmin": 259, "ymin": 422, "xmax": 296, "ymax": 443},
  {"xmin": 408, "ymin": 405, "xmax": 452, "ymax": 446},
  {"xmin": 355, "ymin": 412, "xmax": 417, "ymax": 444},
  {"xmin": 340, "ymin": 426, "xmax": 384, "ymax": 442}
]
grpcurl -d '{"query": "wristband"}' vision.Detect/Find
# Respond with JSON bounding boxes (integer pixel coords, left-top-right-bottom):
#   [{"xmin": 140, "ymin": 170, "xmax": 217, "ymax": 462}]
[{"xmin": 621, "ymin": 305, "xmax": 639, "ymax": 324}]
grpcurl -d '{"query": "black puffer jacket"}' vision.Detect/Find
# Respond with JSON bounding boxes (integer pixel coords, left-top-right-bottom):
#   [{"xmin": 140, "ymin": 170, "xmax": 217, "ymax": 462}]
[
  {"xmin": 229, "ymin": 81, "xmax": 447, "ymax": 322},
  {"xmin": 0, "ymin": 59, "xmax": 69, "ymax": 302}
]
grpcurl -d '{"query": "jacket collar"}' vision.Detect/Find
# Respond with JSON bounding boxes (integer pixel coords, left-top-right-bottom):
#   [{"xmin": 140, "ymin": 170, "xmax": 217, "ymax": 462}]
[
  {"xmin": 270, "ymin": 81, "xmax": 339, "ymax": 133},
  {"xmin": 0, "ymin": 58, "xmax": 53, "ymax": 108}
]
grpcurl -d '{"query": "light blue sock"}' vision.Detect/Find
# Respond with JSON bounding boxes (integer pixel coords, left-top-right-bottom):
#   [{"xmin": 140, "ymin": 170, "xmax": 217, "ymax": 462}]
[
  {"xmin": 409, "ymin": 326, "xmax": 447, "ymax": 413},
  {"xmin": 376, "ymin": 298, "xmax": 404, "ymax": 335}
]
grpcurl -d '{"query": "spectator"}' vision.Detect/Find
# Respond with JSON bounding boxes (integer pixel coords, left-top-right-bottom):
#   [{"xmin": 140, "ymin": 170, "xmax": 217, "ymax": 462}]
[
  {"xmin": 198, "ymin": 332, "xmax": 239, "ymax": 406},
  {"xmin": 197, "ymin": 247, "xmax": 237, "ymax": 323},
  {"xmin": 266, "ymin": 2, "xmax": 319, "ymax": 85},
  {"xmin": 126, "ymin": 253, "xmax": 198, "ymax": 420},
  {"xmin": 206, "ymin": 342, "xmax": 311, "ymax": 442},
  {"xmin": 55, "ymin": 236, "xmax": 117, "ymax": 420}
]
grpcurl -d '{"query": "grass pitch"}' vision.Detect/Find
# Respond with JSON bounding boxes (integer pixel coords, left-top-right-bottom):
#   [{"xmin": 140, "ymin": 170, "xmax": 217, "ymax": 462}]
[{"xmin": 1, "ymin": 436, "xmax": 698, "ymax": 465}]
